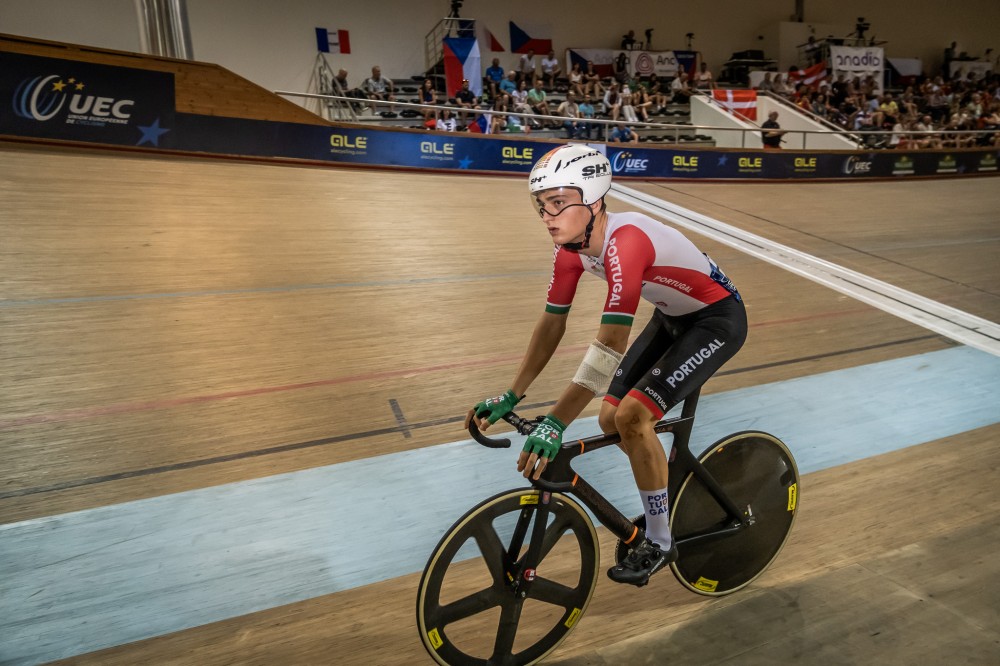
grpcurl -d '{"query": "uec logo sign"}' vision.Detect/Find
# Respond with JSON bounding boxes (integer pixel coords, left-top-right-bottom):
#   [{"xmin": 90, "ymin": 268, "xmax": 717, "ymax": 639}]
[
  {"xmin": 13, "ymin": 75, "xmax": 134, "ymax": 122},
  {"xmin": 612, "ymin": 152, "xmax": 649, "ymax": 173}
]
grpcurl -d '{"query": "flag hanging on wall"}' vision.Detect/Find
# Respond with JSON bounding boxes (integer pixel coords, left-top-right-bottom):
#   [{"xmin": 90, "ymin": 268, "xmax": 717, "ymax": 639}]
[
  {"xmin": 712, "ymin": 89, "xmax": 758, "ymax": 121},
  {"xmin": 485, "ymin": 28, "xmax": 505, "ymax": 52},
  {"xmin": 442, "ymin": 37, "xmax": 482, "ymax": 98},
  {"xmin": 509, "ymin": 21, "xmax": 551, "ymax": 54},
  {"xmin": 315, "ymin": 28, "xmax": 351, "ymax": 54}
]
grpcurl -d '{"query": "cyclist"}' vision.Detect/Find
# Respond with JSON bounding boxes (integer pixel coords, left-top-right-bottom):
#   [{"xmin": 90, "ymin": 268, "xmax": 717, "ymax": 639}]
[{"xmin": 466, "ymin": 144, "xmax": 747, "ymax": 586}]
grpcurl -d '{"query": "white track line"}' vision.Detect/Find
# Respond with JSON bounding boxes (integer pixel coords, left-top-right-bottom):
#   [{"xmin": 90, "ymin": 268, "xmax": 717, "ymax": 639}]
[{"xmin": 609, "ymin": 183, "xmax": 1000, "ymax": 357}]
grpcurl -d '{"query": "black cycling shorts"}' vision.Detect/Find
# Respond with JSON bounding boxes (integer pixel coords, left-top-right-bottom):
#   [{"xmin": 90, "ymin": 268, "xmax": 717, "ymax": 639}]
[{"xmin": 605, "ymin": 295, "xmax": 747, "ymax": 418}]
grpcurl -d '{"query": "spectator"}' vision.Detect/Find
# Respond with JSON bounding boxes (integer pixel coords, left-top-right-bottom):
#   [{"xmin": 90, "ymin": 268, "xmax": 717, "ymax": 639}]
[
  {"xmin": 577, "ymin": 94, "xmax": 596, "ymax": 139},
  {"xmin": 557, "ymin": 91, "xmax": 582, "ymax": 138},
  {"xmin": 830, "ymin": 73, "xmax": 849, "ymax": 107},
  {"xmin": 760, "ymin": 110, "xmax": 785, "ymax": 148},
  {"xmin": 756, "ymin": 72, "xmax": 774, "ymax": 93},
  {"xmin": 966, "ymin": 92, "xmax": 984, "ymax": 119},
  {"xmin": 489, "ymin": 94, "xmax": 510, "ymax": 133},
  {"xmin": 603, "ymin": 81, "xmax": 622, "ymax": 120},
  {"xmin": 500, "ymin": 70, "xmax": 518, "ymax": 97},
  {"xmin": 333, "ymin": 69, "xmax": 366, "ymax": 111},
  {"xmin": 455, "ymin": 79, "xmax": 478, "ymax": 123},
  {"xmin": 613, "ymin": 52, "xmax": 630, "ymax": 84},
  {"xmin": 518, "ymin": 49, "xmax": 537, "ymax": 86},
  {"xmin": 568, "ymin": 62, "xmax": 585, "ymax": 97},
  {"xmin": 633, "ymin": 86, "xmax": 654, "ymax": 122},
  {"xmin": 913, "ymin": 114, "xmax": 942, "ymax": 149},
  {"xmin": 773, "ymin": 72, "xmax": 795, "ymax": 97},
  {"xmin": 541, "ymin": 50, "xmax": 562, "ymax": 90},
  {"xmin": 620, "ymin": 86, "xmax": 639, "ymax": 122},
  {"xmin": 527, "ymin": 80, "xmax": 555, "ymax": 127},
  {"xmin": 510, "ymin": 79, "xmax": 534, "ymax": 127},
  {"xmin": 436, "ymin": 106, "xmax": 457, "ymax": 132},
  {"xmin": 812, "ymin": 92, "xmax": 833, "ymax": 119},
  {"xmin": 670, "ymin": 71, "xmax": 692, "ymax": 104},
  {"xmin": 484, "ymin": 57, "xmax": 505, "ymax": 98},
  {"xmin": 694, "ymin": 62, "xmax": 715, "ymax": 90},
  {"xmin": 621, "ymin": 30, "xmax": 637, "ymax": 50},
  {"xmin": 610, "ymin": 122, "xmax": 639, "ymax": 144},
  {"xmin": 879, "ymin": 93, "xmax": 900, "ymax": 126},
  {"xmin": 647, "ymin": 74, "xmax": 669, "ymax": 112},
  {"xmin": 419, "ymin": 78, "xmax": 437, "ymax": 120},
  {"xmin": 362, "ymin": 65, "xmax": 395, "ymax": 113},
  {"xmin": 584, "ymin": 61, "xmax": 604, "ymax": 98}
]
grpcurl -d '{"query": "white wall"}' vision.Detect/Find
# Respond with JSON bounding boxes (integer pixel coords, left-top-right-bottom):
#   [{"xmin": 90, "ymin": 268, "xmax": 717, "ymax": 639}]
[
  {"xmin": 3, "ymin": 0, "xmax": 998, "ymax": 102},
  {"xmin": 757, "ymin": 96, "xmax": 857, "ymax": 150},
  {"xmin": 690, "ymin": 96, "xmax": 761, "ymax": 149}
]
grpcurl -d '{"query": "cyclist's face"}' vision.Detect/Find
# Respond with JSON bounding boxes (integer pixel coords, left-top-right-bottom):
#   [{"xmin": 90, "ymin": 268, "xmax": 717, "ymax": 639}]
[{"xmin": 534, "ymin": 188, "xmax": 592, "ymax": 244}]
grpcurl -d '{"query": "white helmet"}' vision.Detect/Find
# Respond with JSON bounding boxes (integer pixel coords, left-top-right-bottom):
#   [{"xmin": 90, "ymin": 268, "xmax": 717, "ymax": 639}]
[{"xmin": 528, "ymin": 144, "xmax": 611, "ymax": 204}]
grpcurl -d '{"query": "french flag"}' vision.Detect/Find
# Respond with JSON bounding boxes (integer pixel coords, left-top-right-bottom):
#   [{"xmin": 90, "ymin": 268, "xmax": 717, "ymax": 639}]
[
  {"xmin": 442, "ymin": 37, "xmax": 482, "ymax": 98},
  {"xmin": 712, "ymin": 89, "xmax": 757, "ymax": 121},
  {"xmin": 315, "ymin": 27, "xmax": 350, "ymax": 54}
]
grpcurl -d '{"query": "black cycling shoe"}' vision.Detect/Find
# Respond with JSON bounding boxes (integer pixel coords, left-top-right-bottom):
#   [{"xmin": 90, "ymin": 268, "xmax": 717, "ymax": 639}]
[{"xmin": 607, "ymin": 539, "xmax": 678, "ymax": 587}]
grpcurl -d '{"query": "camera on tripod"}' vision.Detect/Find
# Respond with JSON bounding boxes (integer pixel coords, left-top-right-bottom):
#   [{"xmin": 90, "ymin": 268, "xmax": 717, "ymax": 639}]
[{"xmin": 855, "ymin": 17, "xmax": 870, "ymax": 40}]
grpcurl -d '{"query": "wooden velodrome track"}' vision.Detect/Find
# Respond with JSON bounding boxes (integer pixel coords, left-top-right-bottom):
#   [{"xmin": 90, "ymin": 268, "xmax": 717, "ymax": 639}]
[{"xmin": 1, "ymin": 142, "xmax": 999, "ymax": 664}]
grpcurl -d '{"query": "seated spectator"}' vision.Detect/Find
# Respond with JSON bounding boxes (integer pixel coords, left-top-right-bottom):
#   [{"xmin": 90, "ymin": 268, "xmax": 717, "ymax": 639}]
[
  {"xmin": 647, "ymin": 74, "xmax": 669, "ymax": 112},
  {"xmin": 490, "ymin": 95, "xmax": 510, "ymax": 133},
  {"xmin": 756, "ymin": 72, "xmax": 775, "ymax": 93},
  {"xmin": 613, "ymin": 52, "xmax": 630, "ymax": 84},
  {"xmin": 362, "ymin": 65, "xmax": 395, "ymax": 114},
  {"xmin": 812, "ymin": 92, "xmax": 832, "ymax": 118},
  {"xmin": 510, "ymin": 80, "xmax": 534, "ymax": 127},
  {"xmin": 436, "ymin": 106, "xmax": 457, "ymax": 132},
  {"xmin": 499, "ymin": 70, "xmax": 518, "ymax": 96},
  {"xmin": 583, "ymin": 61, "xmax": 604, "ymax": 98},
  {"xmin": 484, "ymin": 58, "xmax": 505, "ymax": 98},
  {"xmin": 568, "ymin": 62, "xmax": 585, "ymax": 97},
  {"xmin": 671, "ymin": 71, "xmax": 692, "ymax": 103},
  {"xmin": 419, "ymin": 78, "xmax": 437, "ymax": 120},
  {"xmin": 577, "ymin": 94, "xmax": 596, "ymax": 139},
  {"xmin": 454, "ymin": 79, "xmax": 478, "ymax": 123},
  {"xmin": 879, "ymin": 93, "xmax": 900, "ymax": 126},
  {"xmin": 620, "ymin": 87, "xmax": 639, "ymax": 122},
  {"xmin": 772, "ymin": 73, "xmax": 795, "ymax": 97},
  {"xmin": 610, "ymin": 122, "xmax": 639, "ymax": 144},
  {"xmin": 527, "ymin": 80, "xmax": 556, "ymax": 127},
  {"xmin": 333, "ymin": 69, "xmax": 366, "ymax": 111},
  {"xmin": 966, "ymin": 92, "xmax": 984, "ymax": 119},
  {"xmin": 557, "ymin": 91, "xmax": 582, "ymax": 139},
  {"xmin": 694, "ymin": 62, "xmax": 715, "ymax": 90},
  {"xmin": 603, "ymin": 81, "xmax": 623, "ymax": 120},
  {"xmin": 634, "ymin": 86, "xmax": 654, "ymax": 122},
  {"xmin": 541, "ymin": 50, "xmax": 562, "ymax": 90},
  {"xmin": 518, "ymin": 49, "xmax": 537, "ymax": 86},
  {"xmin": 942, "ymin": 113, "xmax": 976, "ymax": 148},
  {"xmin": 796, "ymin": 91, "xmax": 815, "ymax": 114},
  {"xmin": 913, "ymin": 114, "xmax": 942, "ymax": 149}
]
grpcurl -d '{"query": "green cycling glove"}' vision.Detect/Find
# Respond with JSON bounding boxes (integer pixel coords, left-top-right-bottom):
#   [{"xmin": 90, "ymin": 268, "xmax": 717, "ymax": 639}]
[
  {"xmin": 473, "ymin": 389, "xmax": 521, "ymax": 425},
  {"xmin": 522, "ymin": 415, "xmax": 567, "ymax": 460}
]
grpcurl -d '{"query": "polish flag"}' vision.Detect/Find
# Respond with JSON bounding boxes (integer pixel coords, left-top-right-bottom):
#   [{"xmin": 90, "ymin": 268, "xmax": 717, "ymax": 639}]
[
  {"xmin": 788, "ymin": 61, "xmax": 827, "ymax": 88},
  {"xmin": 712, "ymin": 89, "xmax": 757, "ymax": 121}
]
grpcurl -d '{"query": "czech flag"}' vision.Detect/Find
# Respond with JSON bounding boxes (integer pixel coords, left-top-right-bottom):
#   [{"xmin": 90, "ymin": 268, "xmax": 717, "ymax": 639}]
[
  {"xmin": 712, "ymin": 89, "xmax": 757, "ymax": 121},
  {"xmin": 467, "ymin": 112, "xmax": 492, "ymax": 134},
  {"xmin": 509, "ymin": 21, "xmax": 551, "ymax": 54},
  {"xmin": 443, "ymin": 37, "xmax": 482, "ymax": 98}
]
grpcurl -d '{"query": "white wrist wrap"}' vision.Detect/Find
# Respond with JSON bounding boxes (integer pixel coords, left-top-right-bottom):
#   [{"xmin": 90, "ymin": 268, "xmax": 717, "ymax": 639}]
[{"xmin": 573, "ymin": 340, "xmax": 624, "ymax": 394}]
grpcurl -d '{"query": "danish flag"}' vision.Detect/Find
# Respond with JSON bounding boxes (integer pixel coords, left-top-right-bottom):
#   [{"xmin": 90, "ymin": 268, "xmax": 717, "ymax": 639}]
[
  {"xmin": 712, "ymin": 89, "xmax": 757, "ymax": 121},
  {"xmin": 788, "ymin": 61, "xmax": 828, "ymax": 88}
]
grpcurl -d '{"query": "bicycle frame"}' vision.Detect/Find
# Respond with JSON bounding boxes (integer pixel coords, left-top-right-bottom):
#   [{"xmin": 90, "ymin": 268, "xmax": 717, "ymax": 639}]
[{"xmin": 469, "ymin": 388, "xmax": 750, "ymax": 553}]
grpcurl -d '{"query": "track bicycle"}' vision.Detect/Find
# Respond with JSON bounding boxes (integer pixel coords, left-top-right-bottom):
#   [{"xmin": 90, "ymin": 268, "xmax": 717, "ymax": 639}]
[{"xmin": 416, "ymin": 387, "xmax": 799, "ymax": 665}]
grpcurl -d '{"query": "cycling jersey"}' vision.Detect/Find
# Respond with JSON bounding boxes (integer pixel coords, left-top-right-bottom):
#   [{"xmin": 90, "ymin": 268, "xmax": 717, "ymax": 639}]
[{"xmin": 545, "ymin": 211, "xmax": 740, "ymax": 326}]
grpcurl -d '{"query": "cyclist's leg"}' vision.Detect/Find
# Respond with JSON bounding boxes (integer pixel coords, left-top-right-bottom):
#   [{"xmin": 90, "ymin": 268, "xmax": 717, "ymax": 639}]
[{"xmin": 600, "ymin": 309, "xmax": 676, "ymax": 437}]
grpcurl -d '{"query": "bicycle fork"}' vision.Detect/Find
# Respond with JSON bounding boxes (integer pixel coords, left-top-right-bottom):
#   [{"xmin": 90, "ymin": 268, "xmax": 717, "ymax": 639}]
[{"xmin": 502, "ymin": 492, "xmax": 553, "ymax": 599}]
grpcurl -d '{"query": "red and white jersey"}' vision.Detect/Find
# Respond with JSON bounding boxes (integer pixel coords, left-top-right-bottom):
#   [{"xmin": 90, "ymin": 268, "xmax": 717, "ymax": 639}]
[{"xmin": 545, "ymin": 211, "xmax": 738, "ymax": 325}]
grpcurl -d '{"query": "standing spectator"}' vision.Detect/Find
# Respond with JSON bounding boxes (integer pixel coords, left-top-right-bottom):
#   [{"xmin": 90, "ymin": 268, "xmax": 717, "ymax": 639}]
[
  {"xmin": 694, "ymin": 62, "xmax": 715, "ymax": 90},
  {"xmin": 362, "ymin": 65, "xmax": 395, "ymax": 113},
  {"xmin": 568, "ymin": 62, "xmax": 585, "ymax": 97},
  {"xmin": 518, "ymin": 49, "xmax": 537, "ymax": 86},
  {"xmin": 419, "ymin": 78, "xmax": 438, "ymax": 120},
  {"xmin": 584, "ymin": 61, "xmax": 604, "ymax": 98},
  {"xmin": 436, "ymin": 106, "xmax": 457, "ymax": 132},
  {"xmin": 455, "ymin": 79, "xmax": 478, "ymax": 124},
  {"xmin": 484, "ymin": 57, "xmax": 505, "ymax": 98},
  {"xmin": 610, "ymin": 122, "xmax": 639, "ymax": 144},
  {"xmin": 760, "ymin": 110, "xmax": 785, "ymax": 148},
  {"xmin": 670, "ymin": 71, "xmax": 692, "ymax": 104},
  {"xmin": 527, "ymin": 80, "xmax": 554, "ymax": 126},
  {"xmin": 577, "ymin": 94, "xmax": 596, "ymax": 139},
  {"xmin": 557, "ymin": 91, "xmax": 582, "ymax": 138},
  {"xmin": 830, "ymin": 73, "xmax": 849, "ymax": 107},
  {"xmin": 541, "ymin": 50, "xmax": 562, "ymax": 90},
  {"xmin": 613, "ymin": 52, "xmax": 630, "ymax": 84}
]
